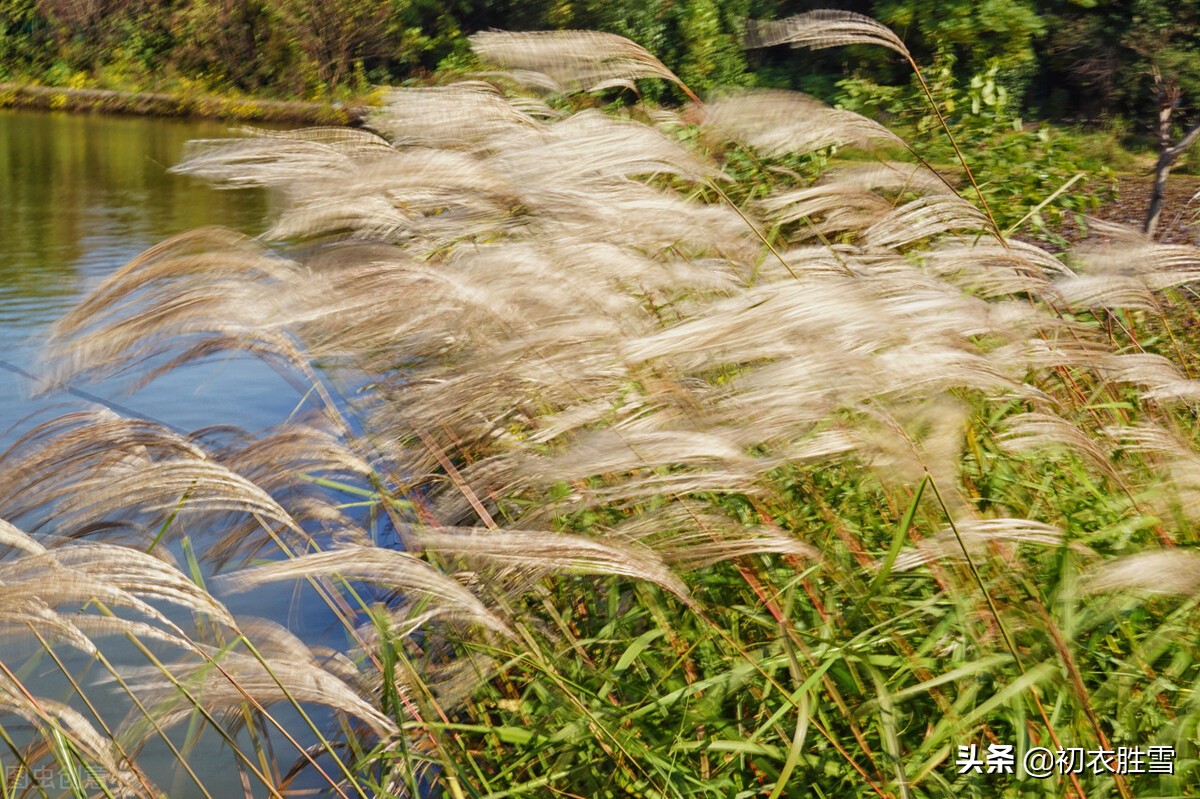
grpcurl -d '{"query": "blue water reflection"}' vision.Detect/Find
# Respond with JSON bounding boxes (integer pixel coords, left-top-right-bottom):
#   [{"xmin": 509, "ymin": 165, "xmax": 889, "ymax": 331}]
[
  {"xmin": 0, "ymin": 108, "xmax": 299, "ymax": 438},
  {"xmin": 0, "ymin": 108, "xmax": 346, "ymax": 798}
]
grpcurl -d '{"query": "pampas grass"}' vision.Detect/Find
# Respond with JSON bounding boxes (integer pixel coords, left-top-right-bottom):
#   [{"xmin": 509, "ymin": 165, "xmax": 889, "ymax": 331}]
[{"xmin": 3, "ymin": 11, "xmax": 1200, "ymax": 798}]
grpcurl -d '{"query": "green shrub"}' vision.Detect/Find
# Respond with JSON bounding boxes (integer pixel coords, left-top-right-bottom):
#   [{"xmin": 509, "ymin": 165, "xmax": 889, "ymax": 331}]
[{"xmin": 837, "ymin": 58, "xmax": 1118, "ymax": 242}]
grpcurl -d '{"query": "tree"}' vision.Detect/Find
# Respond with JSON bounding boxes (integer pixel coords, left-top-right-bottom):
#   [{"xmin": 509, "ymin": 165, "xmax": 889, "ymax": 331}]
[
  {"xmin": 874, "ymin": 0, "xmax": 1045, "ymax": 93},
  {"xmin": 0, "ymin": 0, "xmax": 52, "ymax": 78},
  {"xmin": 1143, "ymin": 72, "xmax": 1200, "ymax": 237},
  {"xmin": 268, "ymin": 0, "xmax": 409, "ymax": 89},
  {"xmin": 1039, "ymin": 0, "xmax": 1200, "ymax": 120},
  {"xmin": 170, "ymin": 0, "xmax": 282, "ymax": 92}
]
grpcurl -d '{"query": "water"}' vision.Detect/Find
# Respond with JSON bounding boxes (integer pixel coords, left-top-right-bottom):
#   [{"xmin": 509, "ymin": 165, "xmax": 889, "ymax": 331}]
[
  {"xmin": 0, "ymin": 108, "xmax": 298, "ymax": 436},
  {"xmin": 0, "ymin": 109, "xmax": 337, "ymax": 796}
]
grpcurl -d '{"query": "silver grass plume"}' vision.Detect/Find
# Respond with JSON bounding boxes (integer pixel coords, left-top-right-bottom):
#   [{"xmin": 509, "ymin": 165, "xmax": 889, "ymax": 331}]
[
  {"xmin": 368, "ymin": 83, "xmax": 545, "ymax": 148},
  {"xmin": 888, "ymin": 518, "xmax": 1076, "ymax": 573},
  {"xmin": 28, "ymin": 38, "xmax": 1200, "ymax": 796},
  {"xmin": 703, "ymin": 90, "xmax": 905, "ymax": 157},
  {"xmin": 1084, "ymin": 551, "xmax": 1200, "ymax": 595},
  {"xmin": 123, "ymin": 618, "xmax": 399, "ymax": 739},
  {"xmin": 221, "ymin": 547, "xmax": 514, "ymax": 637},
  {"xmin": 744, "ymin": 10, "xmax": 911, "ymax": 58},
  {"xmin": 468, "ymin": 29, "xmax": 700, "ymax": 101}
]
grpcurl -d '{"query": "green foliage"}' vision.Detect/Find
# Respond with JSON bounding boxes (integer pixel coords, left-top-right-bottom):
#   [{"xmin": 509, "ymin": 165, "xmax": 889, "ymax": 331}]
[
  {"xmin": 430, "ymin": 441, "xmax": 1200, "ymax": 797},
  {"xmin": 168, "ymin": 0, "xmax": 289, "ymax": 93},
  {"xmin": 836, "ymin": 59, "xmax": 1117, "ymax": 241},
  {"xmin": 267, "ymin": 0, "xmax": 414, "ymax": 92},
  {"xmin": 876, "ymin": 0, "xmax": 1045, "ymax": 97},
  {"xmin": 671, "ymin": 0, "xmax": 753, "ymax": 94},
  {"xmin": 1039, "ymin": 0, "xmax": 1200, "ymax": 121},
  {"xmin": 0, "ymin": 0, "xmax": 50, "ymax": 80},
  {"xmin": 0, "ymin": 0, "xmax": 1199, "ymax": 131}
]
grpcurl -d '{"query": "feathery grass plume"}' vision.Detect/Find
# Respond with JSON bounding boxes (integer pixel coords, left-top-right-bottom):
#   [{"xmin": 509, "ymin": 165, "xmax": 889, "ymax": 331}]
[
  {"xmin": 817, "ymin": 160, "xmax": 955, "ymax": 196},
  {"xmin": 759, "ymin": 183, "xmax": 896, "ymax": 239},
  {"xmin": 1000, "ymin": 412, "xmax": 1122, "ymax": 481},
  {"xmin": 237, "ymin": 125, "xmax": 397, "ymax": 153},
  {"xmin": 172, "ymin": 138, "xmax": 361, "ymax": 189},
  {"xmin": 127, "ymin": 618, "xmax": 398, "ymax": 738},
  {"xmin": 1099, "ymin": 353, "xmax": 1200, "ymax": 403},
  {"xmin": 44, "ymin": 228, "xmax": 319, "ymax": 400},
  {"xmin": 1074, "ymin": 240, "xmax": 1200, "ymax": 278},
  {"xmin": 861, "ymin": 195, "xmax": 991, "ymax": 250},
  {"xmin": 0, "ymin": 410, "xmax": 204, "ymax": 512},
  {"xmin": 53, "ymin": 459, "xmax": 300, "ymax": 534},
  {"xmin": 919, "ymin": 239, "xmax": 1071, "ymax": 299},
  {"xmin": 525, "ymin": 430, "xmax": 755, "ymax": 484},
  {"xmin": 171, "ymin": 423, "xmax": 377, "ymax": 561},
  {"xmin": 607, "ymin": 502, "xmax": 818, "ymax": 569},
  {"xmin": 262, "ymin": 154, "xmax": 516, "ymax": 246},
  {"xmin": 492, "ymin": 109, "xmax": 715, "ymax": 184},
  {"xmin": 993, "ymin": 334, "xmax": 1112, "ymax": 374},
  {"xmin": 210, "ymin": 424, "xmax": 371, "ymax": 483},
  {"xmin": 758, "ymin": 161, "xmax": 955, "ymax": 243},
  {"xmin": 53, "ymin": 228, "xmax": 293, "ymax": 330},
  {"xmin": 1104, "ymin": 424, "xmax": 1200, "ymax": 522},
  {"xmin": 0, "ymin": 411, "xmax": 371, "ymax": 567},
  {"xmin": 223, "ymin": 547, "xmax": 512, "ymax": 637},
  {"xmin": 888, "ymin": 518, "xmax": 1073, "ymax": 573},
  {"xmin": 0, "ymin": 542, "xmax": 237, "ymax": 723},
  {"xmin": 1053, "ymin": 274, "xmax": 1159, "ymax": 311},
  {"xmin": 368, "ymin": 82, "xmax": 545, "ymax": 148},
  {"xmin": 849, "ymin": 400, "xmax": 973, "ymax": 496},
  {"xmin": 1084, "ymin": 551, "xmax": 1200, "ymax": 594},
  {"xmin": 1, "ymin": 510, "xmax": 395, "ymax": 792},
  {"xmin": 744, "ymin": 9, "xmax": 1008, "ymax": 242},
  {"xmin": 410, "ymin": 528, "xmax": 694, "ymax": 606},
  {"xmin": 180, "ymin": 144, "xmax": 519, "ymax": 252},
  {"xmin": 923, "ymin": 236, "xmax": 1074, "ymax": 280},
  {"xmin": 1078, "ymin": 214, "xmax": 1151, "ymax": 243},
  {"xmin": 0, "ymin": 519, "xmax": 271, "ymax": 795},
  {"xmin": 0, "ymin": 517, "xmax": 44, "ymax": 554},
  {"xmin": 703, "ymin": 89, "xmax": 904, "ymax": 157},
  {"xmin": 744, "ymin": 9, "xmax": 910, "ymax": 57},
  {"xmin": 474, "ymin": 67, "xmax": 567, "ymax": 96},
  {"xmin": 1066, "ymin": 239, "xmax": 1200, "ymax": 298},
  {"xmin": 18, "ymin": 544, "xmax": 236, "ymax": 628},
  {"xmin": 1047, "ymin": 240, "xmax": 1200, "ymax": 318},
  {"xmin": 167, "ymin": 111, "xmax": 737, "ymax": 260},
  {"xmin": 468, "ymin": 30, "xmax": 700, "ymax": 102},
  {"xmin": 0, "ymin": 518, "xmax": 234, "ymax": 642},
  {"xmin": 0, "ymin": 683, "xmax": 154, "ymax": 796}
]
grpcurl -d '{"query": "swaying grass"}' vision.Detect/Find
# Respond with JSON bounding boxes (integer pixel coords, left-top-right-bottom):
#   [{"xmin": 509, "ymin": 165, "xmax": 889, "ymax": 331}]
[{"xmin": 4, "ymin": 10, "xmax": 1200, "ymax": 798}]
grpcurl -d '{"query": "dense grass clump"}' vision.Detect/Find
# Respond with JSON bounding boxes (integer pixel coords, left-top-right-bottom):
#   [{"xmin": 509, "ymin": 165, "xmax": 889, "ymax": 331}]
[{"xmin": 3, "ymin": 11, "xmax": 1200, "ymax": 799}]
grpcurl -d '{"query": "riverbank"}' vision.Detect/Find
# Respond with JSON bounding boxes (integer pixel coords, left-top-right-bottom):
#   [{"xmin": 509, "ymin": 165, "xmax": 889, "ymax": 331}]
[{"xmin": 0, "ymin": 83, "xmax": 375, "ymax": 124}]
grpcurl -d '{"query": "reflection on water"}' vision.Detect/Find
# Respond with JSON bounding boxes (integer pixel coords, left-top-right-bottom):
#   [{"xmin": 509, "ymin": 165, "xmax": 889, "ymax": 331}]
[
  {"xmin": 0, "ymin": 109, "xmax": 299, "ymax": 435},
  {"xmin": 0, "ymin": 109, "xmax": 330, "ymax": 797}
]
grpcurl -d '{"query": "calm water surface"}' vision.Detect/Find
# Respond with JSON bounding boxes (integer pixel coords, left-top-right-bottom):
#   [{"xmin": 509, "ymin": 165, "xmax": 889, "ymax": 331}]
[
  {"xmin": 0, "ymin": 108, "xmax": 298, "ymax": 436},
  {"xmin": 0, "ymin": 109, "xmax": 338, "ymax": 796}
]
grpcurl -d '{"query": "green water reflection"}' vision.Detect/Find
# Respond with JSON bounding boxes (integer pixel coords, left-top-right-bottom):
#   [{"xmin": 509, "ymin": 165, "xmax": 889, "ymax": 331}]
[
  {"xmin": 0, "ymin": 110, "xmax": 323, "ymax": 798},
  {"xmin": 0, "ymin": 109, "xmax": 268, "ymax": 323},
  {"xmin": 0, "ymin": 109, "xmax": 299, "ymax": 436}
]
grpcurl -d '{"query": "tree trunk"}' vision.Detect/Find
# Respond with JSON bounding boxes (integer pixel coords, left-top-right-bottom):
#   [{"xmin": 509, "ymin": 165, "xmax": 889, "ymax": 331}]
[
  {"xmin": 1145, "ymin": 151, "xmax": 1175, "ymax": 238},
  {"xmin": 1144, "ymin": 77, "xmax": 1200, "ymax": 237},
  {"xmin": 1144, "ymin": 122, "xmax": 1200, "ymax": 238}
]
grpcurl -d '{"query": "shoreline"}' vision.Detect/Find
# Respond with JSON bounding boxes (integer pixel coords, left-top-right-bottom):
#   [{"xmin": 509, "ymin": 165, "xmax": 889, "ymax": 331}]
[{"xmin": 0, "ymin": 82, "xmax": 374, "ymax": 125}]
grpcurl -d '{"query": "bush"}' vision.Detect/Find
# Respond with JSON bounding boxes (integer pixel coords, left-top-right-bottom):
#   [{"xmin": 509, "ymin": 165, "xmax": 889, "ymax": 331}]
[{"xmin": 837, "ymin": 58, "xmax": 1118, "ymax": 241}]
